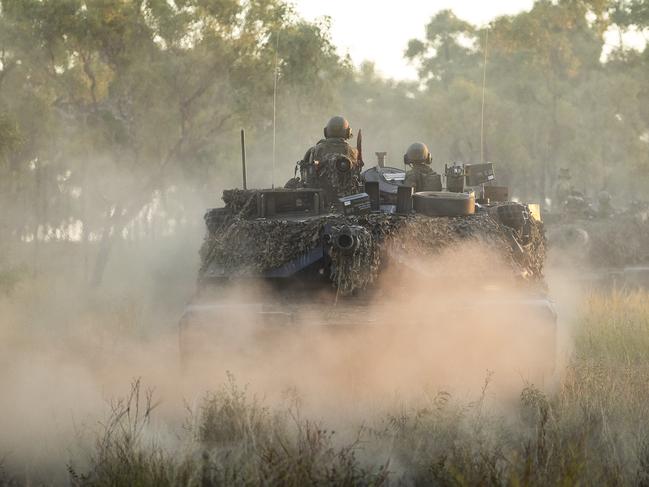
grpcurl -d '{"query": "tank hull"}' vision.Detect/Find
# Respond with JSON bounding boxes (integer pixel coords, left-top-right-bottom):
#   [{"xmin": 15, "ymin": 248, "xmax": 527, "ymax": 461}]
[{"xmin": 179, "ymin": 282, "xmax": 557, "ymax": 385}]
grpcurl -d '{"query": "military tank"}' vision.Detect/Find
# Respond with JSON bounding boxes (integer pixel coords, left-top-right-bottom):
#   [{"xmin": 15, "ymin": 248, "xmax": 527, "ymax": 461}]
[
  {"xmin": 180, "ymin": 147, "xmax": 556, "ymax": 385},
  {"xmin": 544, "ymin": 169, "xmax": 649, "ymax": 288}
]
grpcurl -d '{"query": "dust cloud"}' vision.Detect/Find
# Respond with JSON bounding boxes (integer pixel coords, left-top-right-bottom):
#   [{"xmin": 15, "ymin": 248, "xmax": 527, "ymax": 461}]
[{"xmin": 0, "ymin": 234, "xmax": 567, "ymax": 483}]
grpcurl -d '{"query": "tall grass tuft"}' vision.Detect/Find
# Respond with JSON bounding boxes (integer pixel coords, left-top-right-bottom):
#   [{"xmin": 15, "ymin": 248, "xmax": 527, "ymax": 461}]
[
  {"xmin": 63, "ymin": 289, "xmax": 649, "ymax": 486},
  {"xmin": 70, "ymin": 376, "xmax": 389, "ymax": 486},
  {"xmin": 68, "ymin": 379, "xmax": 183, "ymax": 487}
]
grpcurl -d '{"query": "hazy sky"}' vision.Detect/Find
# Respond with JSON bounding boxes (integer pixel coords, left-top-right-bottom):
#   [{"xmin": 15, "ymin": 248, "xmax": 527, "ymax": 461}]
[{"xmin": 292, "ymin": 0, "xmax": 535, "ymax": 80}]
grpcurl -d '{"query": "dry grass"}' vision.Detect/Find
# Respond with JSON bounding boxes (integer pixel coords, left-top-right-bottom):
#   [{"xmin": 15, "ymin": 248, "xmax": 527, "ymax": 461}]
[
  {"xmin": 69, "ymin": 377, "xmax": 390, "ymax": 486},
  {"xmin": 6, "ymin": 289, "xmax": 649, "ymax": 486}
]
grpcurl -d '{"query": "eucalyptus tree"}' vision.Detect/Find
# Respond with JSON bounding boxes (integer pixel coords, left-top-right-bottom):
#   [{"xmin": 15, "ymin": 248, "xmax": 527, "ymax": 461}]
[{"xmin": 0, "ymin": 0, "xmax": 350, "ymax": 283}]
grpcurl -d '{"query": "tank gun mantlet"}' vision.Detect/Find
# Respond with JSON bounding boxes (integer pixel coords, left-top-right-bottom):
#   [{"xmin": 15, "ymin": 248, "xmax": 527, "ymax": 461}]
[{"xmin": 322, "ymin": 224, "xmax": 365, "ymax": 254}]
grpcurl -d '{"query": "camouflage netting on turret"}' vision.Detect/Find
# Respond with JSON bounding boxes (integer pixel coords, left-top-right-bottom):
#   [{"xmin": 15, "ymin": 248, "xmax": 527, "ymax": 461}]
[
  {"xmin": 200, "ymin": 214, "xmax": 341, "ymax": 276},
  {"xmin": 325, "ymin": 213, "xmax": 544, "ymax": 295},
  {"xmin": 384, "ymin": 213, "xmax": 545, "ymax": 281},
  {"xmin": 220, "ymin": 189, "xmax": 262, "ymax": 217},
  {"xmin": 199, "ymin": 191, "xmax": 545, "ymax": 295}
]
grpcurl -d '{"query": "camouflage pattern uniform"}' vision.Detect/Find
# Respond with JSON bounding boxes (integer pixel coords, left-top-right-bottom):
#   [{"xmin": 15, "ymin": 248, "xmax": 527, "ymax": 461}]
[
  {"xmin": 318, "ymin": 137, "xmax": 358, "ymax": 165},
  {"xmin": 292, "ymin": 117, "xmax": 361, "ymax": 203},
  {"xmin": 307, "ymin": 116, "xmax": 358, "ymax": 172},
  {"xmin": 403, "ymin": 142, "xmax": 441, "ymax": 192},
  {"xmin": 404, "ymin": 163, "xmax": 441, "ymax": 192},
  {"xmin": 300, "ymin": 137, "xmax": 359, "ymax": 189},
  {"xmin": 303, "ymin": 139, "xmax": 360, "ymax": 202}
]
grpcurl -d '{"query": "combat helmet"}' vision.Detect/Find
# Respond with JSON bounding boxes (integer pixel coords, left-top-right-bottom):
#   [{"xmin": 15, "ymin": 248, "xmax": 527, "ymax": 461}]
[
  {"xmin": 324, "ymin": 116, "xmax": 352, "ymax": 139},
  {"xmin": 404, "ymin": 142, "xmax": 432, "ymax": 165}
]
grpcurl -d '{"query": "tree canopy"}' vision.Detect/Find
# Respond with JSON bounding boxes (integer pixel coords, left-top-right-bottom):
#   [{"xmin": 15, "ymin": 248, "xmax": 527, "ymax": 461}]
[{"xmin": 0, "ymin": 0, "xmax": 647, "ymax": 282}]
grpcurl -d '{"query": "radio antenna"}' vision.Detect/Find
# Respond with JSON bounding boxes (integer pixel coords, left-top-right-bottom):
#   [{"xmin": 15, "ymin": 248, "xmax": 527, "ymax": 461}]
[
  {"xmin": 272, "ymin": 31, "xmax": 280, "ymax": 188},
  {"xmin": 480, "ymin": 26, "xmax": 489, "ymax": 164},
  {"xmin": 240, "ymin": 129, "xmax": 247, "ymax": 190}
]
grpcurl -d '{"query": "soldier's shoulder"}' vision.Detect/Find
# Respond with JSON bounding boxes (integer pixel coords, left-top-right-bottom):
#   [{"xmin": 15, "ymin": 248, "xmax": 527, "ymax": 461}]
[{"xmin": 312, "ymin": 139, "xmax": 326, "ymax": 150}]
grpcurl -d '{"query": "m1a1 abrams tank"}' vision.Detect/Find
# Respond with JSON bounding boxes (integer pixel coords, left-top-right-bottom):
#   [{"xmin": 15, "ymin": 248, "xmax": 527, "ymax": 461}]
[{"xmin": 180, "ymin": 150, "xmax": 556, "ymax": 384}]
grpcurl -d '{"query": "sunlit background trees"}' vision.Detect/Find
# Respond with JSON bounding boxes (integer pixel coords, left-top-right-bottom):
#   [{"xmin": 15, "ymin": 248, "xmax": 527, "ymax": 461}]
[{"xmin": 0, "ymin": 0, "xmax": 647, "ymax": 283}]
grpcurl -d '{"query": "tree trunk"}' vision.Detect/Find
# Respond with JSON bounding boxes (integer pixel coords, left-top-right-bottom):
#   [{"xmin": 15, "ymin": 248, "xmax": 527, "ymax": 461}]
[{"xmin": 90, "ymin": 204, "xmax": 122, "ymax": 287}]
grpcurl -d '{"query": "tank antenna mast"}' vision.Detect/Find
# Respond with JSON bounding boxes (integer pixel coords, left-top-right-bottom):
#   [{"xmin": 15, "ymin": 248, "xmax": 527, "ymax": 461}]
[
  {"xmin": 272, "ymin": 30, "xmax": 280, "ymax": 189},
  {"xmin": 240, "ymin": 129, "xmax": 247, "ymax": 190},
  {"xmin": 480, "ymin": 26, "xmax": 489, "ymax": 164}
]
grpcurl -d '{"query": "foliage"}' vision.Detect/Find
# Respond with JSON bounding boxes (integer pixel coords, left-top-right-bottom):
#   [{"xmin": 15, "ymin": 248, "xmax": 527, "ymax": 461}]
[
  {"xmin": 405, "ymin": 0, "xmax": 648, "ymax": 200},
  {"xmin": 0, "ymin": 0, "xmax": 648, "ymax": 275},
  {"xmin": 0, "ymin": 0, "xmax": 348, "ymax": 283},
  {"xmin": 70, "ymin": 376, "xmax": 390, "ymax": 486},
  {"xmin": 613, "ymin": 0, "xmax": 649, "ymax": 26}
]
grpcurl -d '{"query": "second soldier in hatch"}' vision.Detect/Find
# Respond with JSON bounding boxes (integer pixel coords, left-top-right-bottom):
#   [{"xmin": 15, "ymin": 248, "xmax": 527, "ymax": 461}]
[{"xmin": 403, "ymin": 142, "xmax": 442, "ymax": 192}]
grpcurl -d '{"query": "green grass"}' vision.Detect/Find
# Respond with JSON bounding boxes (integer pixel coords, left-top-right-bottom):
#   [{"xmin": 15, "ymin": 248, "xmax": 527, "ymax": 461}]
[{"xmin": 13, "ymin": 290, "xmax": 649, "ymax": 486}]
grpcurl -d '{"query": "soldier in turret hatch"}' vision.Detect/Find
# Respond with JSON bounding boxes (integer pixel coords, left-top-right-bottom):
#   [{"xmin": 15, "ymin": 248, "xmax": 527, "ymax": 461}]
[
  {"xmin": 287, "ymin": 116, "xmax": 361, "ymax": 202},
  {"xmin": 403, "ymin": 142, "xmax": 442, "ymax": 192}
]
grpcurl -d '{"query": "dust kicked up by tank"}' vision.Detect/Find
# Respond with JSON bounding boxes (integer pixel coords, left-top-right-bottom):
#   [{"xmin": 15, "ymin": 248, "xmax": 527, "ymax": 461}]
[{"xmin": 2, "ymin": 1, "xmax": 649, "ymax": 485}]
